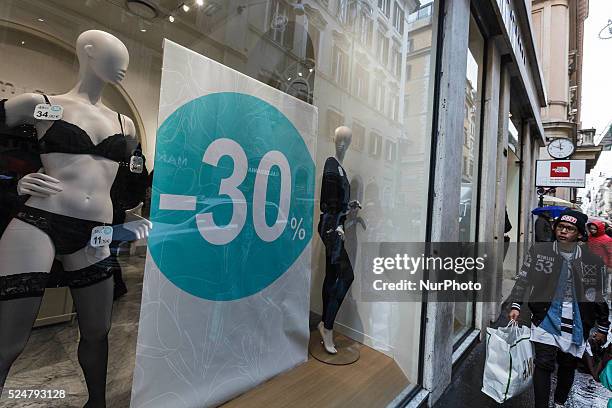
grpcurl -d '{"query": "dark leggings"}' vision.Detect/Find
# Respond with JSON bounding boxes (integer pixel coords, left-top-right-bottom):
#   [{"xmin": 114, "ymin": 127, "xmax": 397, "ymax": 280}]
[
  {"xmin": 533, "ymin": 341, "xmax": 578, "ymax": 408},
  {"xmin": 322, "ymin": 246, "xmax": 354, "ymax": 330},
  {"xmin": 0, "ymin": 276, "xmax": 113, "ymax": 407}
]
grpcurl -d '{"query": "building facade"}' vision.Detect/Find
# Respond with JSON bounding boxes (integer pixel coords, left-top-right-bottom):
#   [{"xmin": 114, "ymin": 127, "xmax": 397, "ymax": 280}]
[
  {"xmin": 0, "ymin": 0, "xmax": 547, "ymax": 406},
  {"xmin": 531, "ymin": 0, "xmax": 602, "ymax": 204}
]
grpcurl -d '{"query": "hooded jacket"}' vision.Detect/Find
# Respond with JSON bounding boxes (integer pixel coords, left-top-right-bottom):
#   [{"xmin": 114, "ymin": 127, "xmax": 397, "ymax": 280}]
[
  {"xmin": 510, "ymin": 241, "xmax": 610, "ymax": 340},
  {"xmin": 588, "ymin": 220, "xmax": 612, "ymax": 267}
]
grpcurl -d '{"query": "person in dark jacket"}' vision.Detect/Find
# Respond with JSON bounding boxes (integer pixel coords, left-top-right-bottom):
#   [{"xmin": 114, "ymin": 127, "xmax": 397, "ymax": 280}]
[
  {"xmin": 534, "ymin": 211, "xmax": 554, "ymax": 242},
  {"xmin": 508, "ymin": 209, "xmax": 609, "ymax": 408}
]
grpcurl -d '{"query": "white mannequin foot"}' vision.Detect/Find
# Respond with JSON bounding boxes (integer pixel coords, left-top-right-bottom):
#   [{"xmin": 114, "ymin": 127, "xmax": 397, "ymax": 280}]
[{"xmin": 318, "ymin": 321, "xmax": 337, "ymax": 354}]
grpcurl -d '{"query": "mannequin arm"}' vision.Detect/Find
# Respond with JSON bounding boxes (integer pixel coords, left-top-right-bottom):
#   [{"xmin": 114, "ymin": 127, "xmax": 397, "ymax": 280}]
[{"xmin": 3, "ymin": 93, "xmax": 46, "ymax": 127}]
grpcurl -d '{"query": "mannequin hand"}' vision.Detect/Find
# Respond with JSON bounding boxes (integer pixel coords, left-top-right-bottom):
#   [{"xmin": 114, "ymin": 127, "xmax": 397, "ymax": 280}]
[
  {"xmin": 17, "ymin": 173, "xmax": 62, "ymax": 197},
  {"xmin": 348, "ymin": 200, "xmax": 362, "ymax": 212},
  {"xmin": 335, "ymin": 225, "xmax": 345, "ymax": 240},
  {"xmin": 125, "ymin": 203, "xmax": 152, "ymax": 240},
  {"xmin": 113, "ymin": 203, "xmax": 153, "ymax": 241}
]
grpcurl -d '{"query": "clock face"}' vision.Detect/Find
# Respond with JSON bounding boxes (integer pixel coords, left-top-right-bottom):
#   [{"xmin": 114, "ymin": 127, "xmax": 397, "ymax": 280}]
[{"xmin": 547, "ymin": 138, "xmax": 575, "ymax": 159}]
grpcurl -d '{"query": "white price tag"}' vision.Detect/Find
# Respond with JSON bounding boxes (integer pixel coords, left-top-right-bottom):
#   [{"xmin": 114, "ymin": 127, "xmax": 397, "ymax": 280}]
[
  {"xmin": 130, "ymin": 155, "xmax": 144, "ymax": 173},
  {"xmin": 33, "ymin": 103, "xmax": 63, "ymax": 120},
  {"xmin": 90, "ymin": 226, "xmax": 113, "ymax": 247}
]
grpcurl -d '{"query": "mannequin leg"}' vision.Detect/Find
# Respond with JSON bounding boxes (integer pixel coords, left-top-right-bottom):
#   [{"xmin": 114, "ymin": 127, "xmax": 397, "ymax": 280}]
[
  {"xmin": 322, "ymin": 247, "xmax": 354, "ymax": 330},
  {"xmin": 0, "ymin": 219, "xmax": 55, "ymax": 391},
  {"xmin": 0, "ymin": 296, "xmax": 44, "ymax": 391},
  {"xmin": 70, "ymin": 277, "xmax": 114, "ymax": 408}
]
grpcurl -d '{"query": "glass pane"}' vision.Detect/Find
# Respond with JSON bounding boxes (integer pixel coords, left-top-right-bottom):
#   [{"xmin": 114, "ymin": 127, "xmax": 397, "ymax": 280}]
[{"xmin": 454, "ymin": 14, "xmax": 485, "ymax": 343}]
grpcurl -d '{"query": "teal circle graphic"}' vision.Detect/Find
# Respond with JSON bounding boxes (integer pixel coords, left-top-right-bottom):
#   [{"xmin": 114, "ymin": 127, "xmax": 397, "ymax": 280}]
[{"xmin": 149, "ymin": 92, "xmax": 315, "ymax": 301}]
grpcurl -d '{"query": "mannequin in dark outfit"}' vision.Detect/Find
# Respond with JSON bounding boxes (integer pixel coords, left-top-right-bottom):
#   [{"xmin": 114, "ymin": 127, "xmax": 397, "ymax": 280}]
[{"xmin": 317, "ymin": 126, "xmax": 361, "ymax": 354}]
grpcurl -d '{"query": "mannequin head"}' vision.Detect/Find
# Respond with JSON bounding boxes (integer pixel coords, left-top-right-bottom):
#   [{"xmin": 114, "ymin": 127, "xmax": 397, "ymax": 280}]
[
  {"xmin": 334, "ymin": 126, "xmax": 352, "ymax": 163},
  {"xmin": 76, "ymin": 30, "xmax": 129, "ymax": 84}
]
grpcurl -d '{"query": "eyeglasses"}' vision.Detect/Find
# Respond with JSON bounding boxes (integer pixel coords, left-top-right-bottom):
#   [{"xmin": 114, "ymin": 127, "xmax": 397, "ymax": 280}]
[{"xmin": 556, "ymin": 224, "xmax": 578, "ymax": 233}]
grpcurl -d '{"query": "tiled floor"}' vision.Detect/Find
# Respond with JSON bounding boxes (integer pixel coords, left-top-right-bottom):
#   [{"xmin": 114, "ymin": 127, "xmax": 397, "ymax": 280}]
[{"xmin": 0, "ymin": 255, "xmax": 145, "ymax": 408}]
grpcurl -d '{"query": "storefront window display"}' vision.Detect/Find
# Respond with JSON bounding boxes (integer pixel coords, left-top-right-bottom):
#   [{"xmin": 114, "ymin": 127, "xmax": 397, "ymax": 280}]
[
  {"xmin": 0, "ymin": 0, "xmax": 440, "ymax": 406},
  {"xmin": 453, "ymin": 14, "xmax": 485, "ymax": 343}
]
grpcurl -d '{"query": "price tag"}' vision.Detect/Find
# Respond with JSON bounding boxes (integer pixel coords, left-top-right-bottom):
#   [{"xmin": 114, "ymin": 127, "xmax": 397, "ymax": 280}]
[
  {"xmin": 33, "ymin": 104, "xmax": 63, "ymax": 120},
  {"xmin": 130, "ymin": 155, "xmax": 144, "ymax": 173},
  {"xmin": 90, "ymin": 226, "xmax": 113, "ymax": 247}
]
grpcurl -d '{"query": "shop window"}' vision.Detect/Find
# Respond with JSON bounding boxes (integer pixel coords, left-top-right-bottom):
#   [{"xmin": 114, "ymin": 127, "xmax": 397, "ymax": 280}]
[
  {"xmin": 393, "ymin": 2, "xmax": 405, "ymax": 34},
  {"xmin": 358, "ymin": 13, "xmax": 374, "ymax": 47},
  {"xmin": 378, "ymin": 0, "xmax": 391, "ymax": 18},
  {"xmin": 354, "ymin": 63, "xmax": 369, "ymax": 100},
  {"xmin": 384, "ymin": 139, "xmax": 397, "ymax": 162},
  {"xmin": 269, "ymin": 0, "xmax": 295, "ymax": 49},
  {"xmin": 392, "ymin": 44, "xmax": 402, "ymax": 77},
  {"xmin": 369, "ymin": 131, "xmax": 383, "ymax": 157},
  {"xmin": 455, "ymin": 13, "xmax": 485, "ymax": 345},
  {"xmin": 332, "ymin": 45, "xmax": 349, "ymax": 88},
  {"xmin": 307, "ymin": 24, "xmax": 321, "ymax": 61},
  {"xmin": 374, "ymin": 82, "xmax": 386, "ymax": 112},
  {"xmin": 389, "ymin": 92, "xmax": 399, "ymax": 122},
  {"xmin": 327, "ymin": 109, "xmax": 345, "ymax": 140},
  {"xmin": 351, "ymin": 122, "xmax": 366, "ymax": 151}
]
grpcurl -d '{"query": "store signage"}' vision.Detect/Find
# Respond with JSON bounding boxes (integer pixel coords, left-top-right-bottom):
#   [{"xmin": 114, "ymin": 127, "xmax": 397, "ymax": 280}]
[
  {"xmin": 535, "ymin": 160, "xmax": 586, "ymax": 188},
  {"xmin": 131, "ymin": 40, "xmax": 317, "ymax": 408}
]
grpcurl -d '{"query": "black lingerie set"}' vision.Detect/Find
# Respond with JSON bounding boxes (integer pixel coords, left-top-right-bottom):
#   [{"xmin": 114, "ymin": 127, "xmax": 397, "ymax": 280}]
[{"xmin": 0, "ymin": 95, "xmax": 128, "ymax": 300}]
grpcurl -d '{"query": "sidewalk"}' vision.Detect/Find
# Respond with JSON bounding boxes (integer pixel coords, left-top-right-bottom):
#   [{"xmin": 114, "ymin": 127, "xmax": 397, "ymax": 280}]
[{"xmin": 433, "ymin": 341, "xmax": 612, "ymax": 408}]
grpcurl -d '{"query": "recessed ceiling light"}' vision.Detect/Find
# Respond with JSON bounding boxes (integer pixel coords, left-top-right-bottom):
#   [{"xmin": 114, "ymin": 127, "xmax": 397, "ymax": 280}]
[
  {"xmin": 168, "ymin": 15, "xmax": 175, "ymax": 22},
  {"xmin": 196, "ymin": 0, "xmax": 204, "ymax": 5},
  {"xmin": 21, "ymin": 41, "xmax": 25, "ymax": 45},
  {"xmin": 140, "ymin": 28, "xmax": 147, "ymax": 32},
  {"xmin": 182, "ymin": 4, "xmax": 190, "ymax": 12},
  {"xmin": 287, "ymin": 77, "xmax": 291, "ymax": 81},
  {"xmin": 309, "ymin": 68, "xmax": 314, "ymax": 72},
  {"xmin": 298, "ymin": 72, "xmax": 302, "ymax": 77},
  {"xmin": 37, "ymin": 18, "xmax": 45, "ymax": 22}
]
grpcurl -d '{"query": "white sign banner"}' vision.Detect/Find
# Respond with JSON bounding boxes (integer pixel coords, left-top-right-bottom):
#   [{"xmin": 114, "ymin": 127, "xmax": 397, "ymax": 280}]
[
  {"xmin": 535, "ymin": 160, "xmax": 586, "ymax": 188},
  {"xmin": 131, "ymin": 40, "xmax": 317, "ymax": 408}
]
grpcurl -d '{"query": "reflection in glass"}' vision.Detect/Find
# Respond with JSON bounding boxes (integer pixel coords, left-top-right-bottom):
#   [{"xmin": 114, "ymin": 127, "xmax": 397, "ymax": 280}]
[{"xmin": 454, "ymin": 15, "xmax": 485, "ymax": 343}]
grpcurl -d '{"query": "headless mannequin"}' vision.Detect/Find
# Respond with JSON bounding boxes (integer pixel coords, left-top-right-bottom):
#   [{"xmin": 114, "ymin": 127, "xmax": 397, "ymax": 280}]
[
  {"xmin": 317, "ymin": 126, "xmax": 361, "ymax": 354},
  {"xmin": 0, "ymin": 30, "xmax": 149, "ymax": 407}
]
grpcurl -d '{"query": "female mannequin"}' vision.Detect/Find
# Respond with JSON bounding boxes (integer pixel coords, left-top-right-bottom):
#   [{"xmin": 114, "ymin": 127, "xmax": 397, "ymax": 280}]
[
  {"xmin": 317, "ymin": 126, "xmax": 361, "ymax": 354},
  {"xmin": 0, "ymin": 30, "xmax": 147, "ymax": 407}
]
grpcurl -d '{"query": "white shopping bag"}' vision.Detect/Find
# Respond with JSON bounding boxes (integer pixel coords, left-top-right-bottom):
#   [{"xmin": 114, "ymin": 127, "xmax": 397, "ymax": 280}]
[{"xmin": 481, "ymin": 322, "xmax": 534, "ymax": 403}]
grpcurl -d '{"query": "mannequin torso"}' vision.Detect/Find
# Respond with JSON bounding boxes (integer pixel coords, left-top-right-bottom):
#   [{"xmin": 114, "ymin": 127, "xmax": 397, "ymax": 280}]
[{"xmin": 3, "ymin": 89, "xmax": 136, "ymax": 223}]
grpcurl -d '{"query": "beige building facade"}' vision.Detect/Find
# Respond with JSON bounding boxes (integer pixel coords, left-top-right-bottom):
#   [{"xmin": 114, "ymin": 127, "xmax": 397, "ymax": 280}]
[{"xmin": 531, "ymin": 0, "xmax": 601, "ymax": 202}]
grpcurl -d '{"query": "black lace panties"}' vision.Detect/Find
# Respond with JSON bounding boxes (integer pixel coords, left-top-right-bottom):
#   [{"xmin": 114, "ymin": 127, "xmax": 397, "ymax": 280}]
[{"xmin": 0, "ymin": 258, "xmax": 114, "ymax": 300}]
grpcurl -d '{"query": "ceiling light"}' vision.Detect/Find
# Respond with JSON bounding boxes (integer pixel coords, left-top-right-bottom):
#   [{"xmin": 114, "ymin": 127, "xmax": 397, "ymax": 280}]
[
  {"xmin": 196, "ymin": 0, "xmax": 204, "ymax": 5},
  {"xmin": 309, "ymin": 68, "xmax": 314, "ymax": 72},
  {"xmin": 37, "ymin": 18, "xmax": 45, "ymax": 22},
  {"xmin": 287, "ymin": 77, "xmax": 292, "ymax": 81},
  {"xmin": 21, "ymin": 41, "xmax": 25, "ymax": 45},
  {"xmin": 182, "ymin": 4, "xmax": 190, "ymax": 12},
  {"xmin": 168, "ymin": 15, "xmax": 175, "ymax": 22},
  {"xmin": 140, "ymin": 28, "xmax": 147, "ymax": 32},
  {"xmin": 298, "ymin": 72, "xmax": 302, "ymax": 77}
]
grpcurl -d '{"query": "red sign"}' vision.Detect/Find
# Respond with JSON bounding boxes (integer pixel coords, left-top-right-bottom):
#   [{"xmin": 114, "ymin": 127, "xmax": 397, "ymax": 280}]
[{"xmin": 550, "ymin": 161, "xmax": 570, "ymax": 177}]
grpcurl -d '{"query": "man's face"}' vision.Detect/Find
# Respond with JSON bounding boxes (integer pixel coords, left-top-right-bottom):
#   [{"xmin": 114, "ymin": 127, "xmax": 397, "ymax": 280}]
[
  {"xmin": 555, "ymin": 221, "xmax": 580, "ymax": 242},
  {"xmin": 588, "ymin": 224, "xmax": 599, "ymax": 235}
]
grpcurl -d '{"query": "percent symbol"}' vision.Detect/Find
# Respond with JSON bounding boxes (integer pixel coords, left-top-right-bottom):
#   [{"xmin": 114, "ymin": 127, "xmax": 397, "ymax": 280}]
[{"xmin": 290, "ymin": 217, "xmax": 306, "ymax": 240}]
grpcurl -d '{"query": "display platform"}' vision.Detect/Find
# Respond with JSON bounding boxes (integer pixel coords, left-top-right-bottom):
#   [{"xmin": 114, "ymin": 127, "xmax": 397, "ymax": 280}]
[
  {"xmin": 222, "ymin": 331, "xmax": 410, "ymax": 408},
  {"xmin": 308, "ymin": 330, "xmax": 360, "ymax": 365}
]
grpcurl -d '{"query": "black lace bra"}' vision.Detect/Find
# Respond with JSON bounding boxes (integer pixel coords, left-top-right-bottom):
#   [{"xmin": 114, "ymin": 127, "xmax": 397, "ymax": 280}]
[{"xmin": 0, "ymin": 95, "xmax": 127, "ymax": 162}]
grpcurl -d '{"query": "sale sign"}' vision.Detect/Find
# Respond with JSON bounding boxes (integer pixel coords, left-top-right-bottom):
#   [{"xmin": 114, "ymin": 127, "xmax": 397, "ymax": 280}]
[
  {"xmin": 131, "ymin": 40, "xmax": 317, "ymax": 408},
  {"xmin": 536, "ymin": 160, "xmax": 586, "ymax": 188}
]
